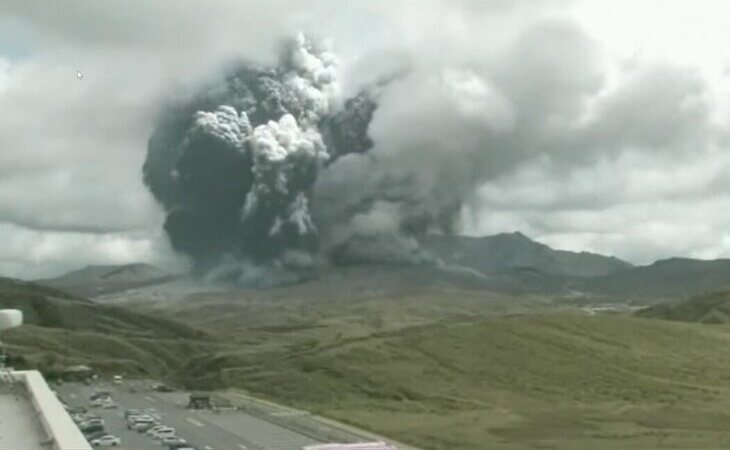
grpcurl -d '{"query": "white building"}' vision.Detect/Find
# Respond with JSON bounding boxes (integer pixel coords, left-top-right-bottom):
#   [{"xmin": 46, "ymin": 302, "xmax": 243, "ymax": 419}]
[
  {"xmin": 0, "ymin": 309, "xmax": 91, "ymax": 450},
  {"xmin": 0, "ymin": 370, "xmax": 92, "ymax": 450}
]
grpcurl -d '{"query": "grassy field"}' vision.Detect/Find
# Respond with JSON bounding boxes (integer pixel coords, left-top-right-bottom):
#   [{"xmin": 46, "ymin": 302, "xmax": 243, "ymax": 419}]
[
  {"xmin": 60, "ymin": 273, "xmax": 730, "ymax": 449},
  {"xmin": 179, "ymin": 312, "xmax": 730, "ymax": 450},
  {"xmin": 0, "ymin": 277, "xmax": 223, "ymax": 377}
]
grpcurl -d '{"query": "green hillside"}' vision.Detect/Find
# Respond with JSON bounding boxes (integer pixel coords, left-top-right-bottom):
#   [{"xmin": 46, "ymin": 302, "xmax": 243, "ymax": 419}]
[
  {"xmin": 0, "ymin": 277, "xmax": 222, "ymax": 377},
  {"xmin": 637, "ymin": 290, "xmax": 730, "ymax": 324},
  {"xmin": 184, "ymin": 313, "xmax": 730, "ymax": 450}
]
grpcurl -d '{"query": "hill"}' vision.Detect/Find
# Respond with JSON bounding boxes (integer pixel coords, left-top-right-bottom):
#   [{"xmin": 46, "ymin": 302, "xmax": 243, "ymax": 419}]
[
  {"xmin": 581, "ymin": 257, "xmax": 730, "ymax": 299},
  {"xmin": 636, "ymin": 290, "xmax": 730, "ymax": 323},
  {"xmin": 38, "ymin": 263, "xmax": 175, "ymax": 297},
  {"xmin": 421, "ymin": 232, "xmax": 633, "ymax": 278},
  {"xmin": 0, "ymin": 277, "xmax": 221, "ymax": 377},
  {"xmin": 181, "ymin": 313, "xmax": 730, "ymax": 450}
]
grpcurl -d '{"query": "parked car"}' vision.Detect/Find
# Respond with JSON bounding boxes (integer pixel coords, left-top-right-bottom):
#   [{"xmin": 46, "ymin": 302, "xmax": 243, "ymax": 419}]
[
  {"xmin": 133, "ymin": 421, "xmax": 157, "ymax": 432},
  {"xmin": 123, "ymin": 409, "xmax": 141, "ymax": 419},
  {"xmin": 80, "ymin": 423, "xmax": 104, "ymax": 435},
  {"xmin": 79, "ymin": 418, "xmax": 105, "ymax": 428},
  {"xmin": 83, "ymin": 430, "xmax": 107, "ymax": 442},
  {"xmin": 146, "ymin": 425, "xmax": 168, "ymax": 435},
  {"xmin": 90, "ymin": 391, "xmax": 111, "ymax": 401},
  {"xmin": 101, "ymin": 399, "xmax": 118, "ymax": 409},
  {"xmin": 90, "ymin": 398, "xmax": 107, "ymax": 408},
  {"xmin": 161, "ymin": 436, "xmax": 187, "ymax": 447},
  {"xmin": 168, "ymin": 443, "xmax": 196, "ymax": 450},
  {"xmin": 90, "ymin": 435, "xmax": 121, "ymax": 447},
  {"xmin": 128, "ymin": 414, "xmax": 155, "ymax": 430},
  {"xmin": 150, "ymin": 427, "xmax": 175, "ymax": 439},
  {"xmin": 127, "ymin": 414, "xmax": 152, "ymax": 423},
  {"xmin": 112, "ymin": 375, "xmax": 123, "ymax": 385},
  {"xmin": 153, "ymin": 383, "xmax": 174, "ymax": 392}
]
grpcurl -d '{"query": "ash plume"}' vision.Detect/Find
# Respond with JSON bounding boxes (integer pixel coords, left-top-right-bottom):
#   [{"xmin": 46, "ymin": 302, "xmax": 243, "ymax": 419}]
[
  {"xmin": 143, "ymin": 33, "xmax": 381, "ymax": 274},
  {"xmin": 143, "ymin": 33, "xmax": 495, "ymax": 279}
]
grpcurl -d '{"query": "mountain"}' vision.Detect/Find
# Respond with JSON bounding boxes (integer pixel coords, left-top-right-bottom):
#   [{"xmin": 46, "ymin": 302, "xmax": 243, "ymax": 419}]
[
  {"xmin": 420, "ymin": 232, "xmax": 633, "ymax": 278},
  {"xmin": 636, "ymin": 290, "xmax": 730, "ymax": 323},
  {"xmin": 0, "ymin": 276, "xmax": 221, "ymax": 377},
  {"xmin": 581, "ymin": 258, "xmax": 730, "ymax": 299},
  {"xmin": 41, "ymin": 235, "xmax": 730, "ymax": 302},
  {"xmin": 39, "ymin": 263, "xmax": 176, "ymax": 297}
]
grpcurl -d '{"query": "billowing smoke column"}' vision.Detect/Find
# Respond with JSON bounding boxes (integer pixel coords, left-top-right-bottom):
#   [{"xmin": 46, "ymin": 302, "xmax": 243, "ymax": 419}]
[{"xmin": 144, "ymin": 34, "xmax": 380, "ymax": 274}]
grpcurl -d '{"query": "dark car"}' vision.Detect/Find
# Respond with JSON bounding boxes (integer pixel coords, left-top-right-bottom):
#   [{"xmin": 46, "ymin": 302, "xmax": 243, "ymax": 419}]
[
  {"xmin": 68, "ymin": 406, "xmax": 87, "ymax": 415},
  {"xmin": 123, "ymin": 409, "xmax": 141, "ymax": 419},
  {"xmin": 153, "ymin": 383, "xmax": 175, "ymax": 392},
  {"xmin": 80, "ymin": 423, "xmax": 104, "ymax": 435},
  {"xmin": 82, "ymin": 427, "xmax": 106, "ymax": 441},
  {"xmin": 90, "ymin": 391, "xmax": 111, "ymax": 401},
  {"xmin": 168, "ymin": 444, "xmax": 197, "ymax": 450}
]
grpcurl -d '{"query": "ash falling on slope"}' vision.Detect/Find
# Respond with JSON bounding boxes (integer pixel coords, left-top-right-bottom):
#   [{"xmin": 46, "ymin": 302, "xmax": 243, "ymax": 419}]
[{"xmin": 143, "ymin": 34, "xmax": 488, "ymax": 282}]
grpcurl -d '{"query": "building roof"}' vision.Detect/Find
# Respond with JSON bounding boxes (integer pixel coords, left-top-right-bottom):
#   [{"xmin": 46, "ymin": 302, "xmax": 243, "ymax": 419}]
[
  {"xmin": 5, "ymin": 370, "xmax": 92, "ymax": 450},
  {"xmin": 0, "ymin": 383, "xmax": 48, "ymax": 450}
]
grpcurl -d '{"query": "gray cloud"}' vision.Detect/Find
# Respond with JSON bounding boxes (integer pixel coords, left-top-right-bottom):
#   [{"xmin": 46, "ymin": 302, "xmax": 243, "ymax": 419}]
[{"xmin": 0, "ymin": 0, "xmax": 728, "ymax": 278}]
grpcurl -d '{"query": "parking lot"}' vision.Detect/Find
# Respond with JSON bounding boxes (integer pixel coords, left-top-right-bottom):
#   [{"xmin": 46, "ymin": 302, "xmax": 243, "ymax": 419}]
[{"xmin": 56, "ymin": 379, "xmax": 320, "ymax": 450}]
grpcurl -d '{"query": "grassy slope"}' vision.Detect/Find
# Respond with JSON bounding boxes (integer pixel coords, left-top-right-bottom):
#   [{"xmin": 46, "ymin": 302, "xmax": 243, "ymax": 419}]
[
  {"xmin": 637, "ymin": 290, "xmax": 730, "ymax": 324},
  {"xmin": 185, "ymin": 313, "xmax": 730, "ymax": 450},
  {"xmin": 0, "ymin": 277, "xmax": 222, "ymax": 377}
]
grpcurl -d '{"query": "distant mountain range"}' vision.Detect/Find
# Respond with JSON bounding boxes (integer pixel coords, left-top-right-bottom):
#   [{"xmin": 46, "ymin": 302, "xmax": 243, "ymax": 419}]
[
  {"xmin": 637, "ymin": 290, "xmax": 730, "ymax": 323},
  {"xmin": 420, "ymin": 232, "xmax": 633, "ymax": 278},
  {"xmin": 36, "ymin": 232, "xmax": 730, "ymax": 300},
  {"xmin": 423, "ymin": 233, "xmax": 730, "ymax": 298},
  {"xmin": 38, "ymin": 263, "xmax": 176, "ymax": 297},
  {"xmin": 578, "ymin": 258, "xmax": 730, "ymax": 298}
]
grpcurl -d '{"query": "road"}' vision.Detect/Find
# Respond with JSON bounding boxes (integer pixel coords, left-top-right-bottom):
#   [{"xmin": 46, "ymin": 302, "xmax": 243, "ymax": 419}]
[{"xmin": 56, "ymin": 380, "xmax": 320, "ymax": 450}]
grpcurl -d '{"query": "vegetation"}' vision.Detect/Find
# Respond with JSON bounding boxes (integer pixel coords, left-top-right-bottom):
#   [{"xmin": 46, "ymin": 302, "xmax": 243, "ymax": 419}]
[
  {"xmin": 0, "ymin": 277, "xmax": 222, "ymax": 378},
  {"xmin": 14, "ymin": 271, "xmax": 730, "ymax": 449},
  {"xmin": 637, "ymin": 290, "xmax": 730, "ymax": 324},
  {"xmin": 180, "ymin": 311, "xmax": 730, "ymax": 450}
]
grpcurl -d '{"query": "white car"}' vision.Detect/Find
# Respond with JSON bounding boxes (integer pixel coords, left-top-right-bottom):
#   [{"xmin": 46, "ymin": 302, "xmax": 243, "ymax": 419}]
[
  {"xmin": 146, "ymin": 425, "xmax": 168, "ymax": 435},
  {"xmin": 79, "ymin": 417, "xmax": 105, "ymax": 428},
  {"xmin": 90, "ymin": 435, "xmax": 121, "ymax": 447},
  {"xmin": 127, "ymin": 413, "xmax": 152, "ymax": 424},
  {"xmin": 151, "ymin": 427, "xmax": 176, "ymax": 439},
  {"xmin": 101, "ymin": 399, "xmax": 118, "ymax": 409},
  {"xmin": 160, "ymin": 436, "xmax": 186, "ymax": 446}
]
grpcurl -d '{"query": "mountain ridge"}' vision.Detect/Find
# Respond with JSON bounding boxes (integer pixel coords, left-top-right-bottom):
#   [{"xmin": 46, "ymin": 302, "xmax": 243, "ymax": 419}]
[
  {"xmin": 35, "ymin": 232, "xmax": 730, "ymax": 300},
  {"xmin": 421, "ymin": 232, "xmax": 634, "ymax": 278}
]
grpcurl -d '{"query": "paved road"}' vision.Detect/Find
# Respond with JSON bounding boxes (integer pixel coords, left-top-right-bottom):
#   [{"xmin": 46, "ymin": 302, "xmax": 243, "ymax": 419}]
[{"xmin": 56, "ymin": 380, "xmax": 320, "ymax": 450}]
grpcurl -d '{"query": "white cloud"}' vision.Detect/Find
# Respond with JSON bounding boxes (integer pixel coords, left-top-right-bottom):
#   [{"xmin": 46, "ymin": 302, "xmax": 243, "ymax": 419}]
[{"xmin": 0, "ymin": 222, "xmax": 185, "ymax": 279}]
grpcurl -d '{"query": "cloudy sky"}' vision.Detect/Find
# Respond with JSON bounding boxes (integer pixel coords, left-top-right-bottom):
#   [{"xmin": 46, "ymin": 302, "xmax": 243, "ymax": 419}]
[{"xmin": 2, "ymin": 0, "xmax": 730, "ymax": 278}]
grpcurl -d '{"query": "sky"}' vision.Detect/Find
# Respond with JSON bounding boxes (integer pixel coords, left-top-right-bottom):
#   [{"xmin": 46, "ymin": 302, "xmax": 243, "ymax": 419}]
[{"xmin": 2, "ymin": 0, "xmax": 730, "ymax": 278}]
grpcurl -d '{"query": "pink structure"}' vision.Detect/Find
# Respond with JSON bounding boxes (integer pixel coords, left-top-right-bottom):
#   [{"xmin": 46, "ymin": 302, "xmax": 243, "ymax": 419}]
[{"xmin": 303, "ymin": 443, "xmax": 398, "ymax": 450}]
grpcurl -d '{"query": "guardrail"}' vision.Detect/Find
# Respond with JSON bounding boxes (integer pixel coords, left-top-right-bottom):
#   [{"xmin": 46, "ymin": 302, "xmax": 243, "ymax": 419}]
[{"xmin": 13, "ymin": 370, "xmax": 92, "ymax": 450}]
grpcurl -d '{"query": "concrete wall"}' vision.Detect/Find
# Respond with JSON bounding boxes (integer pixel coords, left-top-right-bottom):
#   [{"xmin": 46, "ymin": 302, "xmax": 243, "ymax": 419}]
[{"xmin": 13, "ymin": 370, "xmax": 92, "ymax": 450}]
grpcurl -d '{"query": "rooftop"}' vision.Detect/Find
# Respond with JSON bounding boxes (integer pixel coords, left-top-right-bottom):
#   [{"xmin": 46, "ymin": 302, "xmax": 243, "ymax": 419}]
[{"xmin": 0, "ymin": 383, "xmax": 47, "ymax": 450}]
